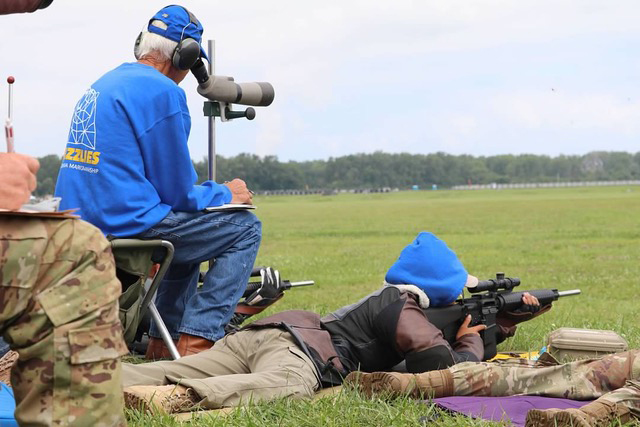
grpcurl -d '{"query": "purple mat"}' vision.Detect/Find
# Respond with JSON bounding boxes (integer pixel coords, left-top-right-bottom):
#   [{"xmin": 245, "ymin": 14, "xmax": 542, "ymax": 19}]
[{"xmin": 432, "ymin": 396, "xmax": 591, "ymax": 426}]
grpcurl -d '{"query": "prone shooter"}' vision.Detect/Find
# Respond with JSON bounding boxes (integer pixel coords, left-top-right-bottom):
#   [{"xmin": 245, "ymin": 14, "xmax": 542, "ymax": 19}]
[{"xmin": 120, "ymin": 231, "xmax": 572, "ymax": 414}]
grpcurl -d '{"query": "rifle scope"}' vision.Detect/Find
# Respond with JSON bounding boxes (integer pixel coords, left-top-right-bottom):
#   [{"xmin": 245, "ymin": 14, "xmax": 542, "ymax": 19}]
[{"xmin": 469, "ymin": 272, "xmax": 520, "ymax": 293}]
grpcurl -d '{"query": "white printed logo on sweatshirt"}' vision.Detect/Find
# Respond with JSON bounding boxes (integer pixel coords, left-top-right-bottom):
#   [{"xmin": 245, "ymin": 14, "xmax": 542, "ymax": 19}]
[
  {"xmin": 65, "ymin": 88, "xmax": 101, "ymax": 167},
  {"xmin": 69, "ymin": 88, "xmax": 99, "ymax": 149}
]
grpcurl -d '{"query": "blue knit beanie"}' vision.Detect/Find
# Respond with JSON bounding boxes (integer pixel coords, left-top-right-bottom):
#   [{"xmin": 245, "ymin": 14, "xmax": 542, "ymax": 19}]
[{"xmin": 385, "ymin": 232, "xmax": 477, "ymax": 307}]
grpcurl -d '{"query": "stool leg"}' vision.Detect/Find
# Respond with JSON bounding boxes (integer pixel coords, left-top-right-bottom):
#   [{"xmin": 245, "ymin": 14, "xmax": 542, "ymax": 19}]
[{"xmin": 148, "ymin": 302, "xmax": 181, "ymax": 360}]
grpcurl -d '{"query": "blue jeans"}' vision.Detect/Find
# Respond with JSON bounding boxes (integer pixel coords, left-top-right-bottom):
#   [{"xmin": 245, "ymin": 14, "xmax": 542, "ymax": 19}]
[
  {"xmin": 136, "ymin": 210, "xmax": 261, "ymax": 342},
  {"xmin": 0, "ymin": 337, "xmax": 9, "ymax": 357}
]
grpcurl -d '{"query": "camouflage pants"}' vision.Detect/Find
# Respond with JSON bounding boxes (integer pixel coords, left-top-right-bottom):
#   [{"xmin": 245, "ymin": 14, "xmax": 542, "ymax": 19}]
[
  {"xmin": 0, "ymin": 217, "xmax": 128, "ymax": 426},
  {"xmin": 450, "ymin": 350, "xmax": 640, "ymax": 419}
]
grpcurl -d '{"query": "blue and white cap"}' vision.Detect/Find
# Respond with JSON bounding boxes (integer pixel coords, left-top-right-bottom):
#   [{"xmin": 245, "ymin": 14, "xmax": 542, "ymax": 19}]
[
  {"xmin": 385, "ymin": 232, "xmax": 478, "ymax": 307},
  {"xmin": 147, "ymin": 5, "xmax": 208, "ymax": 61}
]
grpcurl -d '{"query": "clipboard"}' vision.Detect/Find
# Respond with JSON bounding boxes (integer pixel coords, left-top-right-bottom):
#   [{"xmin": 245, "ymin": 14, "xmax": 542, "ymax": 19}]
[{"xmin": 205, "ymin": 204, "xmax": 256, "ymax": 212}]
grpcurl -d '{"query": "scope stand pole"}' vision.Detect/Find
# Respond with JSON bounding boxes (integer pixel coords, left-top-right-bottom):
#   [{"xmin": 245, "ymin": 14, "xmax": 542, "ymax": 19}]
[
  {"xmin": 207, "ymin": 40, "xmax": 216, "ymax": 272},
  {"xmin": 207, "ymin": 39, "xmax": 216, "ymax": 182}
]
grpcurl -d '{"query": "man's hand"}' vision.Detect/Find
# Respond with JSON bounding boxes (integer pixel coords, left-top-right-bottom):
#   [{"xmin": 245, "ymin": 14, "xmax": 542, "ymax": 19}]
[
  {"xmin": 517, "ymin": 292, "xmax": 541, "ymax": 314},
  {"xmin": 0, "ymin": 153, "xmax": 40, "ymax": 210},
  {"xmin": 456, "ymin": 314, "xmax": 487, "ymax": 340},
  {"xmin": 224, "ymin": 178, "xmax": 253, "ymax": 205},
  {"xmin": 497, "ymin": 291, "xmax": 550, "ymax": 328}
]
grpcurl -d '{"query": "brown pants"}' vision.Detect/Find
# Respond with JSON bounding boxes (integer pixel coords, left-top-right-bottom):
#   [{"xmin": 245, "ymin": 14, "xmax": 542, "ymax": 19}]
[{"xmin": 123, "ymin": 328, "xmax": 320, "ymax": 408}]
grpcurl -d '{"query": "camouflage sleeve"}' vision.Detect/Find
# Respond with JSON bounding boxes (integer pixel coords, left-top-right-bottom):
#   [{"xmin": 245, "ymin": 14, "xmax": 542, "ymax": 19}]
[{"xmin": 0, "ymin": 0, "xmax": 52, "ymax": 14}]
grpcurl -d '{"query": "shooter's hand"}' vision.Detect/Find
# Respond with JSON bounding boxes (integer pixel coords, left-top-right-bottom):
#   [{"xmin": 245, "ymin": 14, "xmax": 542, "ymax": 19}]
[
  {"xmin": 456, "ymin": 314, "xmax": 487, "ymax": 340},
  {"xmin": 497, "ymin": 292, "xmax": 551, "ymax": 328},
  {"xmin": 0, "ymin": 153, "xmax": 39, "ymax": 210},
  {"xmin": 224, "ymin": 178, "xmax": 253, "ymax": 204},
  {"xmin": 517, "ymin": 292, "xmax": 541, "ymax": 314}
]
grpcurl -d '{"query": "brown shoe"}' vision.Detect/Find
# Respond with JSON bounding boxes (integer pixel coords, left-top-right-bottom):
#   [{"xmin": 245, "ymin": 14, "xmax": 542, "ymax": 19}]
[
  {"xmin": 344, "ymin": 370, "xmax": 453, "ymax": 399},
  {"xmin": 145, "ymin": 337, "xmax": 176, "ymax": 360},
  {"xmin": 0, "ymin": 350, "xmax": 18, "ymax": 386},
  {"xmin": 526, "ymin": 408, "xmax": 589, "ymax": 427},
  {"xmin": 124, "ymin": 384, "xmax": 200, "ymax": 414},
  {"xmin": 525, "ymin": 400, "xmax": 631, "ymax": 427},
  {"xmin": 176, "ymin": 333, "xmax": 214, "ymax": 356}
]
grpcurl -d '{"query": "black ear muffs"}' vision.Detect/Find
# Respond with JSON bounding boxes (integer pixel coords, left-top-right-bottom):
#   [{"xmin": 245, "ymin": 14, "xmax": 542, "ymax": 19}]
[
  {"xmin": 172, "ymin": 37, "xmax": 200, "ymax": 70},
  {"xmin": 171, "ymin": 6, "xmax": 202, "ymax": 70},
  {"xmin": 134, "ymin": 32, "xmax": 143, "ymax": 60}
]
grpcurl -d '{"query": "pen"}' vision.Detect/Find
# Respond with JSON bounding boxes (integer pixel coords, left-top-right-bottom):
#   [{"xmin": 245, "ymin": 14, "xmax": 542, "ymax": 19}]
[
  {"xmin": 5, "ymin": 76, "xmax": 15, "ymax": 153},
  {"xmin": 223, "ymin": 181, "xmax": 254, "ymax": 197}
]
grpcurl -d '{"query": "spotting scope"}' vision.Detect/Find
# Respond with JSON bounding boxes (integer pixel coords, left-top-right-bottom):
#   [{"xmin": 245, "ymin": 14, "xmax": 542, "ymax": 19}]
[{"xmin": 191, "ymin": 59, "xmax": 275, "ymax": 107}]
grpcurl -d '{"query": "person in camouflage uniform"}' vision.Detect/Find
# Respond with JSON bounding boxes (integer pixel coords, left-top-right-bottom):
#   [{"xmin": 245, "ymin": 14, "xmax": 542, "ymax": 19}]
[
  {"xmin": 346, "ymin": 349, "xmax": 640, "ymax": 427},
  {"xmin": 0, "ymin": 217, "xmax": 128, "ymax": 426},
  {"xmin": 1, "ymin": 0, "xmax": 128, "ymax": 423},
  {"xmin": 0, "ymin": 0, "xmax": 52, "ymax": 15},
  {"xmin": 0, "ymin": 151, "xmax": 127, "ymax": 426}
]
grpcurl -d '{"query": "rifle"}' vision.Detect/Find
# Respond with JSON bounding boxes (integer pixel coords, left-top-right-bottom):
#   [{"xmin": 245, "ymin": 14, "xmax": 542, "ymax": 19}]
[
  {"xmin": 423, "ymin": 273, "xmax": 580, "ymax": 360},
  {"xmin": 225, "ymin": 267, "xmax": 314, "ymax": 333},
  {"xmin": 242, "ymin": 276, "xmax": 314, "ymax": 297}
]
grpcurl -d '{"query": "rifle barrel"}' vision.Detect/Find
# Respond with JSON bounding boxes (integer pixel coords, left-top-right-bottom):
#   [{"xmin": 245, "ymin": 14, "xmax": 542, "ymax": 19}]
[
  {"xmin": 285, "ymin": 280, "xmax": 315, "ymax": 287},
  {"xmin": 557, "ymin": 289, "xmax": 581, "ymax": 297},
  {"xmin": 243, "ymin": 280, "xmax": 315, "ymax": 297}
]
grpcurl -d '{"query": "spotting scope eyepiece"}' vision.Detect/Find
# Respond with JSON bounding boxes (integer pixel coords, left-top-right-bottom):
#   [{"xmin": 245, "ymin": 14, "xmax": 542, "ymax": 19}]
[{"xmin": 191, "ymin": 59, "xmax": 275, "ymax": 107}]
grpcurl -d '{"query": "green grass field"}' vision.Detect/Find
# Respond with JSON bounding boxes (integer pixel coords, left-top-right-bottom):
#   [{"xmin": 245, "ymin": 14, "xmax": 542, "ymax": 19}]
[{"xmin": 127, "ymin": 185, "xmax": 640, "ymax": 426}]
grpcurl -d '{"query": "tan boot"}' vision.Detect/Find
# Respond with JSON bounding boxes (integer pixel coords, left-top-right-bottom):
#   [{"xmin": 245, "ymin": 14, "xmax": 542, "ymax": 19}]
[
  {"xmin": 344, "ymin": 370, "xmax": 453, "ymax": 399},
  {"xmin": 124, "ymin": 384, "xmax": 200, "ymax": 414},
  {"xmin": 145, "ymin": 337, "xmax": 175, "ymax": 360},
  {"xmin": 176, "ymin": 333, "xmax": 214, "ymax": 356},
  {"xmin": 525, "ymin": 400, "xmax": 631, "ymax": 427}
]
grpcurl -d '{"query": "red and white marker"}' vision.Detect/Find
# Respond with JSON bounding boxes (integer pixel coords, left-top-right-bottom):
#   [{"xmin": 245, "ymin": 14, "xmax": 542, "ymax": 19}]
[{"xmin": 5, "ymin": 76, "xmax": 15, "ymax": 152}]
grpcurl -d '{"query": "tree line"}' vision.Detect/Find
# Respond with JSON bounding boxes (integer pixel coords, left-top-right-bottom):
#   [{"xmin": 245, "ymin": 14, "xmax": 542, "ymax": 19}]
[{"xmin": 35, "ymin": 150, "xmax": 640, "ymax": 196}]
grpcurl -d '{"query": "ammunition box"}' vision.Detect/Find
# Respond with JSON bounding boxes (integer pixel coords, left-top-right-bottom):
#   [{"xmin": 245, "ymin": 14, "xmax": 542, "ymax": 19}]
[{"xmin": 547, "ymin": 328, "xmax": 628, "ymax": 362}]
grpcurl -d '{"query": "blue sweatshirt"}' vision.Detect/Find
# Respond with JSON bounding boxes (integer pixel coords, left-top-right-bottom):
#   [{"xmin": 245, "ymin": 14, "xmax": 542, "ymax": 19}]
[{"xmin": 55, "ymin": 63, "xmax": 231, "ymax": 236}]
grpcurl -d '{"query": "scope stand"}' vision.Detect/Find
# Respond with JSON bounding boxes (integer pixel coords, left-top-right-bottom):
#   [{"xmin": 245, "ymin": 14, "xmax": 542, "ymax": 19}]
[{"xmin": 202, "ymin": 43, "xmax": 262, "ymax": 284}]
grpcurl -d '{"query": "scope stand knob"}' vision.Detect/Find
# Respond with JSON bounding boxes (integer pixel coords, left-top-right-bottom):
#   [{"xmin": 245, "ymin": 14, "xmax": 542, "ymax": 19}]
[
  {"xmin": 225, "ymin": 106, "xmax": 255, "ymax": 121},
  {"xmin": 203, "ymin": 101, "xmax": 256, "ymax": 122}
]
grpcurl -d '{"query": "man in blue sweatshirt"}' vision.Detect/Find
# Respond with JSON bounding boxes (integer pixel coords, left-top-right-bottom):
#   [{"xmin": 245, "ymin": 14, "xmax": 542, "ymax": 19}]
[{"xmin": 55, "ymin": 5, "xmax": 262, "ymax": 357}]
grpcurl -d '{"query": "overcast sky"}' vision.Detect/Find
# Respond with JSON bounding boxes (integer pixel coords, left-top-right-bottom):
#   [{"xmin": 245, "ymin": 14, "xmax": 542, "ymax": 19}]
[{"xmin": 1, "ymin": 1, "xmax": 639, "ymax": 162}]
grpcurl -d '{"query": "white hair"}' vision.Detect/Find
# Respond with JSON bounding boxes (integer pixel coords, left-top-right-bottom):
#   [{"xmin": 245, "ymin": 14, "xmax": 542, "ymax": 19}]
[
  {"xmin": 383, "ymin": 281, "xmax": 431, "ymax": 308},
  {"xmin": 134, "ymin": 20, "xmax": 178, "ymax": 62}
]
